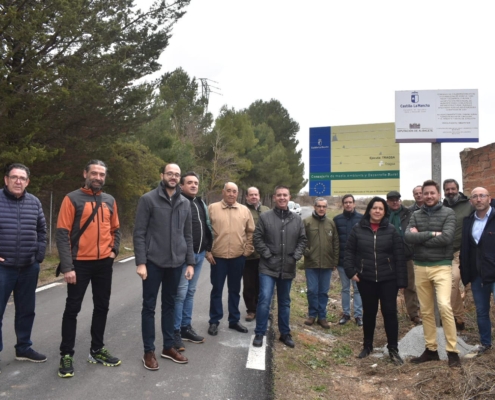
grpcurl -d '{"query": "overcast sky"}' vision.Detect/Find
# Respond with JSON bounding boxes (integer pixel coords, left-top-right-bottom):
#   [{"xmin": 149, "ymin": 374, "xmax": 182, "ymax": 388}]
[{"xmin": 137, "ymin": 0, "xmax": 494, "ymax": 199}]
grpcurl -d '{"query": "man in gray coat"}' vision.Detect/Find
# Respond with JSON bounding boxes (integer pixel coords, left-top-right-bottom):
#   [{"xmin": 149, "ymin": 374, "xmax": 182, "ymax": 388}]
[
  {"xmin": 134, "ymin": 163, "xmax": 195, "ymax": 371},
  {"xmin": 252, "ymin": 186, "xmax": 307, "ymax": 349}
]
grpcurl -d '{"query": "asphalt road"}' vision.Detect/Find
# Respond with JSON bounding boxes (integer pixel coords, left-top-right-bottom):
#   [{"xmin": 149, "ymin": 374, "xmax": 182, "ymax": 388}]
[{"xmin": 1, "ymin": 258, "xmax": 270, "ymax": 400}]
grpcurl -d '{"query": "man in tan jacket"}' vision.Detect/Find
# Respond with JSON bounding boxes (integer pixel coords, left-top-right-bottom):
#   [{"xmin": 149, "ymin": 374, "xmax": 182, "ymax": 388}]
[{"xmin": 206, "ymin": 182, "xmax": 255, "ymax": 336}]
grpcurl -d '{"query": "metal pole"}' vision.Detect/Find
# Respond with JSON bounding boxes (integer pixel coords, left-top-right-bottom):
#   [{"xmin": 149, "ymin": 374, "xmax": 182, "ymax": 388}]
[
  {"xmin": 431, "ymin": 143, "xmax": 442, "ymax": 327},
  {"xmin": 49, "ymin": 191, "xmax": 53, "ymax": 254}
]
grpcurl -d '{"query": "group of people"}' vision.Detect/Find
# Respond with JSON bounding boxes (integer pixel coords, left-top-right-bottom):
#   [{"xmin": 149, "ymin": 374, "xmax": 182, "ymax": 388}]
[{"xmin": 1, "ymin": 160, "xmax": 494, "ymax": 378}]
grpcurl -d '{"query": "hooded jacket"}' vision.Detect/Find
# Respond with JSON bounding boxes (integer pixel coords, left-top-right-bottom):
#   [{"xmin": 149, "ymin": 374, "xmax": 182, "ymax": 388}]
[{"xmin": 133, "ymin": 182, "xmax": 194, "ymax": 268}]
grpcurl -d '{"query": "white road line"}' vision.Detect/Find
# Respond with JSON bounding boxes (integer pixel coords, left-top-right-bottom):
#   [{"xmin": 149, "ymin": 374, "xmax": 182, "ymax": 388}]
[
  {"xmin": 119, "ymin": 256, "xmax": 135, "ymax": 263},
  {"xmin": 246, "ymin": 335, "xmax": 266, "ymax": 370},
  {"xmin": 35, "ymin": 282, "xmax": 63, "ymax": 292}
]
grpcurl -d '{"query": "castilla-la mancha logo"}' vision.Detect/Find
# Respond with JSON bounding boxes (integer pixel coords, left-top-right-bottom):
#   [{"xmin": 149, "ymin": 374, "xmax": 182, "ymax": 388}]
[{"xmin": 411, "ymin": 91, "xmax": 419, "ymax": 103}]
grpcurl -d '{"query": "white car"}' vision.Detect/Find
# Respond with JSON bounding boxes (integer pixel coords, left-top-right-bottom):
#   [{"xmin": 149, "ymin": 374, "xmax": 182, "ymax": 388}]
[{"xmin": 293, "ymin": 203, "xmax": 301, "ymax": 215}]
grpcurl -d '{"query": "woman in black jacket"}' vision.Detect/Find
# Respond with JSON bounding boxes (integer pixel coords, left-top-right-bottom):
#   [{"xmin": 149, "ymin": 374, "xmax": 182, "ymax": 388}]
[{"xmin": 344, "ymin": 197, "xmax": 407, "ymax": 365}]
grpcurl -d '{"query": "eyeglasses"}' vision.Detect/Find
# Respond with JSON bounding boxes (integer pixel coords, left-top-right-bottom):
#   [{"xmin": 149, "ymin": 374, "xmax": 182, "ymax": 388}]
[
  {"xmin": 164, "ymin": 172, "xmax": 181, "ymax": 178},
  {"xmin": 315, "ymin": 205, "xmax": 327, "ymax": 208},
  {"xmin": 472, "ymin": 194, "xmax": 489, "ymax": 200},
  {"xmin": 8, "ymin": 175, "xmax": 28, "ymax": 182}
]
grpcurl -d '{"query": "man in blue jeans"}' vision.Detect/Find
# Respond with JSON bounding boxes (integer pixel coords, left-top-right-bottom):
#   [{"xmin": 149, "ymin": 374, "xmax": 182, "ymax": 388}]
[
  {"xmin": 334, "ymin": 194, "xmax": 363, "ymax": 326},
  {"xmin": 134, "ymin": 163, "xmax": 195, "ymax": 371},
  {"xmin": 173, "ymin": 172, "xmax": 213, "ymax": 351},
  {"xmin": 0, "ymin": 163, "xmax": 47, "ymax": 373},
  {"xmin": 460, "ymin": 187, "xmax": 495, "ymax": 355},
  {"xmin": 252, "ymin": 186, "xmax": 307, "ymax": 348}
]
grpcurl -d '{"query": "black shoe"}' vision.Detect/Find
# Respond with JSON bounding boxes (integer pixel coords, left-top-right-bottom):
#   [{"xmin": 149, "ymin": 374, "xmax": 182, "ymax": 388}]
[
  {"xmin": 253, "ymin": 334, "xmax": 264, "ymax": 347},
  {"xmin": 174, "ymin": 330, "xmax": 185, "ymax": 352},
  {"xmin": 339, "ymin": 314, "xmax": 351, "ymax": 325},
  {"xmin": 279, "ymin": 333, "xmax": 295, "ymax": 348},
  {"xmin": 355, "ymin": 317, "xmax": 363, "ymax": 327},
  {"xmin": 447, "ymin": 351, "xmax": 461, "ymax": 368},
  {"xmin": 181, "ymin": 325, "xmax": 205, "ymax": 343},
  {"xmin": 229, "ymin": 322, "xmax": 248, "ymax": 333},
  {"xmin": 477, "ymin": 344, "xmax": 492, "ymax": 356},
  {"xmin": 455, "ymin": 317, "xmax": 466, "ymax": 331},
  {"xmin": 208, "ymin": 323, "xmax": 219, "ymax": 336},
  {"xmin": 88, "ymin": 348, "xmax": 121, "ymax": 366},
  {"xmin": 389, "ymin": 348, "xmax": 404, "ymax": 365},
  {"xmin": 358, "ymin": 346, "xmax": 372, "ymax": 359},
  {"xmin": 58, "ymin": 355, "xmax": 74, "ymax": 378},
  {"xmin": 15, "ymin": 348, "xmax": 47, "ymax": 363},
  {"xmin": 410, "ymin": 348, "xmax": 440, "ymax": 364}
]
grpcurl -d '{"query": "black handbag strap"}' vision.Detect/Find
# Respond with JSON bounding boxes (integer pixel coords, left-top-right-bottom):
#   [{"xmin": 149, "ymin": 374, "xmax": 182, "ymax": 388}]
[{"xmin": 71, "ymin": 195, "xmax": 102, "ymax": 246}]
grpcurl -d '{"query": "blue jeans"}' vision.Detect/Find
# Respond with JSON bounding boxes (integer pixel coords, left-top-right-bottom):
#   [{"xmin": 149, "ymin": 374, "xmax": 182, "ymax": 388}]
[
  {"xmin": 305, "ymin": 268, "xmax": 332, "ymax": 319},
  {"xmin": 337, "ymin": 266, "xmax": 362, "ymax": 318},
  {"xmin": 142, "ymin": 262, "xmax": 182, "ymax": 352},
  {"xmin": 209, "ymin": 256, "xmax": 245, "ymax": 325},
  {"xmin": 174, "ymin": 251, "xmax": 205, "ymax": 330},
  {"xmin": 255, "ymin": 273, "xmax": 292, "ymax": 336},
  {"xmin": 0, "ymin": 262, "xmax": 40, "ymax": 353},
  {"xmin": 471, "ymin": 275, "xmax": 495, "ymax": 346}
]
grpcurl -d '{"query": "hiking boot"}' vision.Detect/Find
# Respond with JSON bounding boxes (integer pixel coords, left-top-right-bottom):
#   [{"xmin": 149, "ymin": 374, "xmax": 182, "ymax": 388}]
[
  {"xmin": 411, "ymin": 316, "xmax": 422, "ymax": 325},
  {"xmin": 279, "ymin": 333, "xmax": 295, "ymax": 348},
  {"xmin": 88, "ymin": 348, "xmax": 121, "ymax": 367},
  {"xmin": 355, "ymin": 317, "xmax": 363, "ymax": 327},
  {"xmin": 358, "ymin": 346, "xmax": 372, "ymax": 359},
  {"xmin": 58, "ymin": 355, "xmax": 74, "ymax": 378},
  {"xmin": 174, "ymin": 330, "xmax": 186, "ymax": 351},
  {"xmin": 161, "ymin": 347, "xmax": 188, "ymax": 364},
  {"xmin": 245, "ymin": 312, "xmax": 256, "ymax": 322},
  {"xmin": 143, "ymin": 351, "xmax": 159, "ymax": 371},
  {"xmin": 208, "ymin": 323, "xmax": 219, "ymax": 336},
  {"xmin": 339, "ymin": 314, "xmax": 351, "ymax": 325},
  {"xmin": 410, "ymin": 348, "xmax": 440, "ymax": 364},
  {"xmin": 389, "ymin": 348, "xmax": 404, "ymax": 365},
  {"xmin": 455, "ymin": 317, "xmax": 465, "ymax": 331},
  {"xmin": 304, "ymin": 316, "xmax": 316, "ymax": 326},
  {"xmin": 477, "ymin": 344, "xmax": 492, "ymax": 356},
  {"xmin": 317, "ymin": 318, "xmax": 330, "ymax": 329},
  {"xmin": 447, "ymin": 351, "xmax": 461, "ymax": 368},
  {"xmin": 15, "ymin": 348, "xmax": 47, "ymax": 363},
  {"xmin": 253, "ymin": 334, "xmax": 264, "ymax": 347},
  {"xmin": 181, "ymin": 325, "xmax": 205, "ymax": 343}
]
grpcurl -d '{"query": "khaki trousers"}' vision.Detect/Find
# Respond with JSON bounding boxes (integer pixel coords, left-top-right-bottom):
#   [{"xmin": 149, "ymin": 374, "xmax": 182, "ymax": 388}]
[
  {"xmin": 451, "ymin": 251, "xmax": 464, "ymax": 320},
  {"xmin": 404, "ymin": 260, "xmax": 420, "ymax": 319},
  {"xmin": 414, "ymin": 264, "xmax": 459, "ymax": 353}
]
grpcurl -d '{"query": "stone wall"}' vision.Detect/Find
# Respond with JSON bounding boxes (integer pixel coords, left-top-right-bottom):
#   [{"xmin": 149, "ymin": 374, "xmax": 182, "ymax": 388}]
[{"xmin": 460, "ymin": 143, "xmax": 495, "ymax": 194}]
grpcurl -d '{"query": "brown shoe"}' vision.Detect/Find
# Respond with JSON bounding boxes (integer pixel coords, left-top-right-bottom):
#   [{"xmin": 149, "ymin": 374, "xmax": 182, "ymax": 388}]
[
  {"xmin": 410, "ymin": 348, "xmax": 440, "ymax": 364},
  {"xmin": 161, "ymin": 347, "xmax": 188, "ymax": 364},
  {"xmin": 245, "ymin": 312, "xmax": 256, "ymax": 322},
  {"xmin": 304, "ymin": 317, "xmax": 316, "ymax": 326},
  {"xmin": 317, "ymin": 318, "xmax": 330, "ymax": 329},
  {"xmin": 143, "ymin": 351, "xmax": 159, "ymax": 371},
  {"xmin": 411, "ymin": 316, "xmax": 422, "ymax": 325},
  {"xmin": 447, "ymin": 351, "xmax": 461, "ymax": 368},
  {"xmin": 455, "ymin": 317, "xmax": 465, "ymax": 331}
]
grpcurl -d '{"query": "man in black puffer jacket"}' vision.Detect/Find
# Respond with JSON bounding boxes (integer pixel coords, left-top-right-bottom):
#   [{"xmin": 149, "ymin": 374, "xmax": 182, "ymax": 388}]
[{"xmin": 0, "ymin": 163, "xmax": 47, "ymax": 368}]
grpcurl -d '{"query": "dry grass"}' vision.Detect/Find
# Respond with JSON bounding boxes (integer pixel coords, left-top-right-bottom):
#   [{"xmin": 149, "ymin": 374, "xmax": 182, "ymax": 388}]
[{"xmin": 271, "ymin": 268, "xmax": 495, "ymax": 400}]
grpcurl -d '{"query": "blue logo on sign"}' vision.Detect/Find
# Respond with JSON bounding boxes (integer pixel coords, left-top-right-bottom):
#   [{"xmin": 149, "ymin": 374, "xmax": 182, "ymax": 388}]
[{"xmin": 411, "ymin": 91, "xmax": 419, "ymax": 103}]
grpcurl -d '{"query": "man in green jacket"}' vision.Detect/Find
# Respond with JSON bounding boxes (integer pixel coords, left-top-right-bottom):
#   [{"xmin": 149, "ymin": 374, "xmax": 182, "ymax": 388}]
[
  {"xmin": 243, "ymin": 187, "xmax": 270, "ymax": 322},
  {"xmin": 443, "ymin": 178, "xmax": 473, "ymax": 331},
  {"xmin": 405, "ymin": 180, "xmax": 460, "ymax": 368},
  {"xmin": 303, "ymin": 198, "xmax": 339, "ymax": 329}
]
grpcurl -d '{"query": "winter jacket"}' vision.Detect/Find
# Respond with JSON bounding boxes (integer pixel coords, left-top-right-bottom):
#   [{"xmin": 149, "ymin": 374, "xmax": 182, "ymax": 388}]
[
  {"xmin": 344, "ymin": 216, "xmax": 407, "ymax": 287},
  {"xmin": 0, "ymin": 187, "xmax": 47, "ymax": 267},
  {"xmin": 409, "ymin": 203, "xmax": 421, "ymax": 212},
  {"xmin": 404, "ymin": 202, "xmax": 456, "ymax": 264},
  {"xmin": 208, "ymin": 200, "xmax": 255, "ymax": 259},
  {"xmin": 57, "ymin": 187, "xmax": 120, "ymax": 272},
  {"xmin": 460, "ymin": 207, "xmax": 495, "ymax": 285},
  {"xmin": 133, "ymin": 183, "xmax": 194, "ymax": 268},
  {"xmin": 246, "ymin": 202, "xmax": 270, "ymax": 260},
  {"xmin": 333, "ymin": 210, "xmax": 363, "ymax": 266},
  {"xmin": 254, "ymin": 207, "xmax": 307, "ymax": 280},
  {"xmin": 304, "ymin": 212, "xmax": 339, "ymax": 269},
  {"xmin": 183, "ymin": 194, "xmax": 212, "ymax": 253},
  {"xmin": 391, "ymin": 206, "xmax": 414, "ymax": 260},
  {"xmin": 443, "ymin": 192, "xmax": 474, "ymax": 251}
]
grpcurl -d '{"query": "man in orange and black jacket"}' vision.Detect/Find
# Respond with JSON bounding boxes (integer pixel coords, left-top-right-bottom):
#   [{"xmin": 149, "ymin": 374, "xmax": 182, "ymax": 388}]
[{"xmin": 56, "ymin": 160, "xmax": 121, "ymax": 378}]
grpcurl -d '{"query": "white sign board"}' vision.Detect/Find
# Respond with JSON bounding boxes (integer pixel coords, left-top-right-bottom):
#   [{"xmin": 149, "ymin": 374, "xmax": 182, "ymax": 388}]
[{"xmin": 395, "ymin": 89, "xmax": 479, "ymax": 143}]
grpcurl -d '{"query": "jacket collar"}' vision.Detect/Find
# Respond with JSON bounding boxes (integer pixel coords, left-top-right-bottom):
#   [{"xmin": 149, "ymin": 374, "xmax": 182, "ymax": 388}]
[
  {"xmin": 3, "ymin": 186, "xmax": 26, "ymax": 200},
  {"xmin": 221, "ymin": 200, "xmax": 238, "ymax": 209}
]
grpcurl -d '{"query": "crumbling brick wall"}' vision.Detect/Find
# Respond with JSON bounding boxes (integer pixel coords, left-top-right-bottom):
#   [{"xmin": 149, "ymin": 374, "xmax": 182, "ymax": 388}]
[{"xmin": 460, "ymin": 143, "xmax": 495, "ymax": 195}]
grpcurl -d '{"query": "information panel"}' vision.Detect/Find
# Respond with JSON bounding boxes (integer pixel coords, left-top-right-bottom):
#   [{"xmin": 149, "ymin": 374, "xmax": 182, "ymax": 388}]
[
  {"xmin": 309, "ymin": 123, "xmax": 399, "ymax": 196},
  {"xmin": 395, "ymin": 89, "xmax": 479, "ymax": 143}
]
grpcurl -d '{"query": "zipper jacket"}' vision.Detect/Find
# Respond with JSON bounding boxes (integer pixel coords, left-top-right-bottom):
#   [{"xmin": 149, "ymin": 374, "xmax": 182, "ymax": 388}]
[{"xmin": 303, "ymin": 212, "xmax": 339, "ymax": 269}]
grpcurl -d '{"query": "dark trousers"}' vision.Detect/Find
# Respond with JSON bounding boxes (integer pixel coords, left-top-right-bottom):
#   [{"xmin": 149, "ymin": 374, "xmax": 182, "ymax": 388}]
[
  {"xmin": 60, "ymin": 258, "xmax": 114, "ymax": 356},
  {"xmin": 242, "ymin": 258, "xmax": 260, "ymax": 313},
  {"xmin": 0, "ymin": 262, "xmax": 40, "ymax": 353},
  {"xmin": 142, "ymin": 262, "xmax": 182, "ymax": 352},
  {"xmin": 209, "ymin": 256, "xmax": 245, "ymax": 325},
  {"xmin": 357, "ymin": 278, "xmax": 399, "ymax": 349}
]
